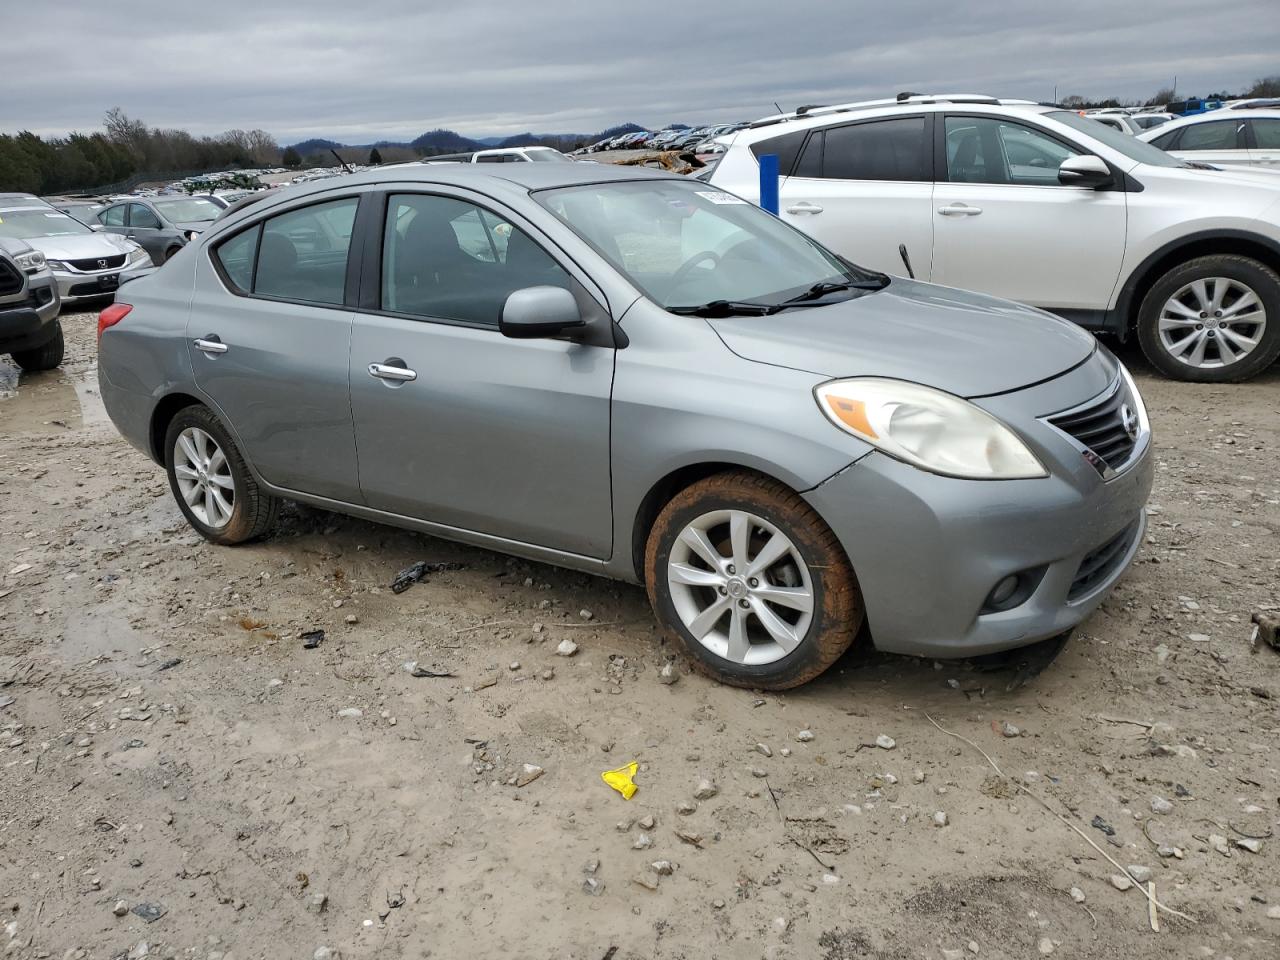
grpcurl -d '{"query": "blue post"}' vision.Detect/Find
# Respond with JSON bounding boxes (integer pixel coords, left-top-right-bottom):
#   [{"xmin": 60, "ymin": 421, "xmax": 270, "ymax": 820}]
[{"xmin": 758, "ymin": 154, "xmax": 779, "ymax": 216}]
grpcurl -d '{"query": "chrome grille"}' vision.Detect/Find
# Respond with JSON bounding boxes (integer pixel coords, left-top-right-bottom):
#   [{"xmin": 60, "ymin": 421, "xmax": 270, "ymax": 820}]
[
  {"xmin": 66, "ymin": 254, "xmax": 126, "ymax": 272},
  {"xmin": 1047, "ymin": 377, "xmax": 1139, "ymax": 473}
]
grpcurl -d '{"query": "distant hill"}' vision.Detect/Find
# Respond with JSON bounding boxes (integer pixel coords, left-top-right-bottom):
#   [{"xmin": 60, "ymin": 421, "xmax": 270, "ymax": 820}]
[{"xmin": 285, "ymin": 122, "xmax": 649, "ymax": 161}]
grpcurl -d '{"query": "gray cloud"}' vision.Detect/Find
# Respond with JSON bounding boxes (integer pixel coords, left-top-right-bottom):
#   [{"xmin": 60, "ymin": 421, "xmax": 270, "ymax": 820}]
[{"xmin": 8, "ymin": 0, "xmax": 1277, "ymax": 142}]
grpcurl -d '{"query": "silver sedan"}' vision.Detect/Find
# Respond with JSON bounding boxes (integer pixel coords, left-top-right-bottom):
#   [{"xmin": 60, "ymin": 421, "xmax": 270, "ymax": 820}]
[{"xmin": 97, "ymin": 163, "xmax": 1152, "ymax": 688}]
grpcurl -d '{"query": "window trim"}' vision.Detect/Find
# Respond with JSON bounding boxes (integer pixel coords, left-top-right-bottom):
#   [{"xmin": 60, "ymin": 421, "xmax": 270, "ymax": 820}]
[
  {"xmin": 208, "ymin": 193, "xmax": 366, "ymax": 309},
  {"xmin": 935, "ymin": 112, "xmax": 1123, "ymax": 190},
  {"xmin": 356, "ymin": 186, "xmax": 609, "ymax": 334}
]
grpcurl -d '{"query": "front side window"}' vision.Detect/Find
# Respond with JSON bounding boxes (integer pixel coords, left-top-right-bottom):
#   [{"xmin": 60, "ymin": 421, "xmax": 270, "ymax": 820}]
[
  {"xmin": 946, "ymin": 117, "xmax": 1078, "ymax": 186},
  {"xmin": 536, "ymin": 179, "xmax": 878, "ymax": 313},
  {"xmin": 100, "ymin": 205, "xmax": 126, "ymax": 227},
  {"xmin": 381, "ymin": 194, "xmax": 572, "ymax": 324},
  {"xmin": 1252, "ymin": 118, "xmax": 1280, "ymax": 149},
  {"xmin": 128, "ymin": 203, "xmax": 161, "ymax": 229},
  {"xmin": 1177, "ymin": 119, "xmax": 1244, "ymax": 150},
  {"xmin": 821, "ymin": 117, "xmax": 927, "ymax": 181},
  {"xmin": 252, "ymin": 197, "xmax": 358, "ymax": 305}
]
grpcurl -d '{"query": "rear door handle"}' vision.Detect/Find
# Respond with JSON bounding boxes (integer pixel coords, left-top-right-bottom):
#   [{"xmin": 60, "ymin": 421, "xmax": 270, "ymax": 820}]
[
  {"xmin": 937, "ymin": 203, "xmax": 983, "ymax": 217},
  {"xmin": 193, "ymin": 336, "xmax": 228, "ymax": 355},
  {"xmin": 785, "ymin": 202, "xmax": 824, "ymax": 215},
  {"xmin": 368, "ymin": 360, "xmax": 417, "ymax": 383}
]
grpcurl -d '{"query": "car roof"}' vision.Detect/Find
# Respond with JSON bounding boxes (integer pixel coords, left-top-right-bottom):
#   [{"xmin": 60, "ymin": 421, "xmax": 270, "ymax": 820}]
[{"xmin": 736, "ymin": 94, "xmax": 1052, "ymax": 139}]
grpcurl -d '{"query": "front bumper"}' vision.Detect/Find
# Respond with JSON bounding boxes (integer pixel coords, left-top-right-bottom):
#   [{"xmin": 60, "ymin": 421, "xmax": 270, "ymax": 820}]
[
  {"xmin": 0, "ymin": 277, "xmax": 60, "ymax": 352},
  {"xmin": 805, "ymin": 356, "xmax": 1154, "ymax": 659},
  {"xmin": 53, "ymin": 264, "xmax": 135, "ymax": 302}
]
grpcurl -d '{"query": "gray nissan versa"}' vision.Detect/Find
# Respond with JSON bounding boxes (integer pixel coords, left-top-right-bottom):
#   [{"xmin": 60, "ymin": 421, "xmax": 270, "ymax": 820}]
[{"xmin": 96, "ymin": 163, "xmax": 1152, "ymax": 689}]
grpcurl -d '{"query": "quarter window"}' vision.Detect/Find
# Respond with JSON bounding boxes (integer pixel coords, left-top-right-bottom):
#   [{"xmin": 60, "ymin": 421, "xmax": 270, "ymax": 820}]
[
  {"xmin": 750, "ymin": 130, "xmax": 808, "ymax": 177},
  {"xmin": 945, "ymin": 117, "xmax": 1078, "ymax": 186},
  {"xmin": 1177, "ymin": 120, "xmax": 1243, "ymax": 150},
  {"xmin": 100, "ymin": 205, "xmax": 126, "ymax": 227},
  {"xmin": 820, "ymin": 117, "xmax": 927, "ymax": 181},
  {"xmin": 213, "ymin": 226, "xmax": 259, "ymax": 294},
  {"xmin": 248, "ymin": 198, "xmax": 357, "ymax": 305},
  {"xmin": 381, "ymin": 194, "xmax": 572, "ymax": 325}
]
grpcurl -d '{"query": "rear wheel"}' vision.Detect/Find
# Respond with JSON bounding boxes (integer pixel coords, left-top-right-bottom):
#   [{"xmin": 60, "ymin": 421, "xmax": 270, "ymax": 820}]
[
  {"xmin": 164, "ymin": 405, "xmax": 278, "ymax": 545},
  {"xmin": 645, "ymin": 470, "xmax": 863, "ymax": 689},
  {"xmin": 1136, "ymin": 255, "xmax": 1280, "ymax": 382},
  {"xmin": 10, "ymin": 320, "xmax": 64, "ymax": 372}
]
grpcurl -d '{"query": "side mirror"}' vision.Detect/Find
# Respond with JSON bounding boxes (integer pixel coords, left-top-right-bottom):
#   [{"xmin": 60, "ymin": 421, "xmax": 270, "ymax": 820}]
[
  {"xmin": 499, "ymin": 286, "xmax": 585, "ymax": 339},
  {"xmin": 1058, "ymin": 155, "xmax": 1112, "ymax": 188},
  {"xmin": 90, "ymin": 224, "xmax": 105, "ymax": 232}
]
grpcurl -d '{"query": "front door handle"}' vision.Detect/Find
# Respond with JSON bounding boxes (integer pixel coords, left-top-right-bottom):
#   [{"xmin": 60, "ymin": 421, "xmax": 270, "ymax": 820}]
[
  {"xmin": 937, "ymin": 203, "xmax": 983, "ymax": 217},
  {"xmin": 785, "ymin": 201, "xmax": 824, "ymax": 215},
  {"xmin": 193, "ymin": 336, "xmax": 228, "ymax": 355},
  {"xmin": 368, "ymin": 359, "xmax": 417, "ymax": 383}
]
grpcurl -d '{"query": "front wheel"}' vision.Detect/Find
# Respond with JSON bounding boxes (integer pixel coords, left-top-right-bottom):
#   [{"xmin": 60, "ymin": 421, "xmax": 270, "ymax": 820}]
[
  {"xmin": 11, "ymin": 320, "xmax": 64, "ymax": 372},
  {"xmin": 164, "ymin": 405, "xmax": 278, "ymax": 545},
  {"xmin": 645, "ymin": 471, "xmax": 863, "ymax": 690},
  {"xmin": 1136, "ymin": 255, "xmax": 1280, "ymax": 382}
]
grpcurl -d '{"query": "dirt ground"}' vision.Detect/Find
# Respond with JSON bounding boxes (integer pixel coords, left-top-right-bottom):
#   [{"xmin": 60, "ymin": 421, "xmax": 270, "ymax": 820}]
[{"xmin": 2, "ymin": 310, "xmax": 1278, "ymax": 960}]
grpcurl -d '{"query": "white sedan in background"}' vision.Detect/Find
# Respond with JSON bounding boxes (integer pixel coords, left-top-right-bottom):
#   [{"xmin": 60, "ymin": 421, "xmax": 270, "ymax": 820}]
[{"xmin": 1139, "ymin": 108, "xmax": 1280, "ymax": 169}]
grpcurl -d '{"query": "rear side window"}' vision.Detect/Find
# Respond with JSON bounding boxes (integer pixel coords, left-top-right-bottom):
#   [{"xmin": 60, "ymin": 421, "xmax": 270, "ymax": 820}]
[
  {"xmin": 213, "ymin": 226, "xmax": 259, "ymax": 293},
  {"xmin": 1177, "ymin": 119, "xmax": 1243, "ymax": 150},
  {"xmin": 750, "ymin": 130, "xmax": 808, "ymax": 177},
  {"xmin": 216, "ymin": 197, "xmax": 357, "ymax": 305},
  {"xmin": 1250, "ymin": 118, "xmax": 1280, "ymax": 149},
  {"xmin": 100, "ymin": 205, "xmax": 126, "ymax": 227},
  {"xmin": 821, "ymin": 117, "xmax": 927, "ymax": 181}
]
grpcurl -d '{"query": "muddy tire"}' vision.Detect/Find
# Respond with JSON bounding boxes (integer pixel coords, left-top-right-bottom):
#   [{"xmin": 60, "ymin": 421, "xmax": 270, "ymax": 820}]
[
  {"xmin": 11, "ymin": 320, "xmax": 64, "ymax": 372},
  {"xmin": 1136, "ymin": 255, "xmax": 1280, "ymax": 383},
  {"xmin": 645, "ymin": 470, "xmax": 863, "ymax": 690},
  {"xmin": 164, "ymin": 405, "xmax": 278, "ymax": 545}
]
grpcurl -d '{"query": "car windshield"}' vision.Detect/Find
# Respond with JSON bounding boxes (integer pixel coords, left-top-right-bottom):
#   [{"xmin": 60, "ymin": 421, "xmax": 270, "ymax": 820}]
[
  {"xmin": 1047, "ymin": 111, "xmax": 1185, "ymax": 168},
  {"xmin": 536, "ymin": 179, "xmax": 880, "ymax": 313},
  {"xmin": 153, "ymin": 197, "xmax": 222, "ymax": 222},
  {"xmin": 527, "ymin": 150, "xmax": 571, "ymax": 162},
  {"xmin": 0, "ymin": 208, "xmax": 94, "ymax": 239}
]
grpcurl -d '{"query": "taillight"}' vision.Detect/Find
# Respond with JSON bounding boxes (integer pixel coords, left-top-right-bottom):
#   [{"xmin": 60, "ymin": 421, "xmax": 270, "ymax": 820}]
[{"xmin": 98, "ymin": 303, "xmax": 132, "ymax": 341}]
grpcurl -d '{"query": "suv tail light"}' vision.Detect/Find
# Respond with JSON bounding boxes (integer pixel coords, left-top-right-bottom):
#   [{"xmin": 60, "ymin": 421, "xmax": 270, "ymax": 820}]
[{"xmin": 98, "ymin": 303, "xmax": 132, "ymax": 341}]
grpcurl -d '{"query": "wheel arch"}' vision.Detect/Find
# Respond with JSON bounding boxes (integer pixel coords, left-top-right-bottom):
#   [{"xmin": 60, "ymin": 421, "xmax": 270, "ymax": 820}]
[
  {"xmin": 1115, "ymin": 230, "xmax": 1280, "ymax": 332},
  {"xmin": 149, "ymin": 392, "xmax": 204, "ymax": 464}
]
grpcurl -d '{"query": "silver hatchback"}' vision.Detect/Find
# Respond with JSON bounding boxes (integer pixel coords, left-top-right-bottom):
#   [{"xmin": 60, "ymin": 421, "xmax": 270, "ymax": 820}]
[{"xmin": 97, "ymin": 164, "xmax": 1152, "ymax": 689}]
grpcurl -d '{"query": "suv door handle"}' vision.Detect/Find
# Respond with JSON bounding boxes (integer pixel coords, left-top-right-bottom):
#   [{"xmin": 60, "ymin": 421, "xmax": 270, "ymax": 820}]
[
  {"xmin": 937, "ymin": 203, "xmax": 983, "ymax": 217},
  {"xmin": 368, "ymin": 360, "xmax": 417, "ymax": 383},
  {"xmin": 193, "ymin": 336, "xmax": 228, "ymax": 355},
  {"xmin": 785, "ymin": 202, "xmax": 824, "ymax": 215}
]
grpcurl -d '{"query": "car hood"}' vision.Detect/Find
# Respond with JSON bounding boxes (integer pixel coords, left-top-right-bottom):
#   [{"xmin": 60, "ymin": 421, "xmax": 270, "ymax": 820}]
[
  {"xmin": 27, "ymin": 232, "xmax": 137, "ymax": 260},
  {"xmin": 0, "ymin": 236, "xmax": 34, "ymax": 256},
  {"xmin": 175, "ymin": 221, "xmax": 212, "ymax": 232},
  {"xmin": 707, "ymin": 279, "xmax": 1096, "ymax": 398}
]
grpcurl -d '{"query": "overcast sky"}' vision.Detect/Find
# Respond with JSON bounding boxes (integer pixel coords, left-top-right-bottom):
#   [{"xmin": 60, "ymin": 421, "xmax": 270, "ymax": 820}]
[{"xmin": 8, "ymin": 0, "xmax": 1278, "ymax": 143}]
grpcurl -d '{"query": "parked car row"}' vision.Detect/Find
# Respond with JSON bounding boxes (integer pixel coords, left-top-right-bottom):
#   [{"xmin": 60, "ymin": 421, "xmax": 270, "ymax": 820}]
[
  {"xmin": 706, "ymin": 93, "xmax": 1280, "ymax": 382},
  {"xmin": 577, "ymin": 123, "xmax": 751, "ymax": 155}
]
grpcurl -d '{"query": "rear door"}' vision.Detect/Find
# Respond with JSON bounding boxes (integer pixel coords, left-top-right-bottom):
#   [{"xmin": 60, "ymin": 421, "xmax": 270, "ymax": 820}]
[
  {"xmin": 931, "ymin": 114, "xmax": 1126, "ymax": 311},
  {"xmin": 774, "ymin": 115, "xmax": 935, "ymax": 278},
  {"xmin": 348, "ymin": 188, "xmax": 615, "ymax": 557},
  {"xmin": 1246, "ymin": 117, "xmax": 1280, "ymax": 168},
  {"xmin": 125, "ymin": 203, "xmax": 167, "ymax": 262},
  {"xmin": 189, "ymin": 193, "xmax": 365, "ymax": 502}
]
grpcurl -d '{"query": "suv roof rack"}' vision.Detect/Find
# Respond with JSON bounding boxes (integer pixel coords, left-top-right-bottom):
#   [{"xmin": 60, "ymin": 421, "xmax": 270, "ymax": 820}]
[{"xmin": 748, "ymin": 94, "xmax": 1022, "ymax": 129}]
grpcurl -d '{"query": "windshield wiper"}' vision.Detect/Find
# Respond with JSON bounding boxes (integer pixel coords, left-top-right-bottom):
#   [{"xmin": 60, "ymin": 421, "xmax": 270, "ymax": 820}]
[
  {"xmin": 776, "ymin": 276, "xmax": 890, "ymax": 307},
  {"xmin": 668, "ymin": 300, "xmax": 779, "ymax": 317},
  {"xmin": 1181, "ymin": 160, "xmax": 1220, "ymax": 171}
]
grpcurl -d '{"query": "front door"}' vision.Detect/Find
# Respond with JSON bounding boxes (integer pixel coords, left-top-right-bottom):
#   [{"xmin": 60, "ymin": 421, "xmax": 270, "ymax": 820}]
[
  {"xmin": 931, "ymin": 115, "xmax": 1127, "ymax": 312},
  {"xmin": 188, "ymin": 194, "xmax": 363, "ymax": 501},
  {"xmin": 126, "ymin": 203, "xmax": 167, "ymax": 263},
  {"xmin": 349, "ymin": 190, "xmax": 614, "ymax": 558},
  {"xmin": 1163, "ymin": 116, "xmax": 1252, "ymax": 167},
  {"xmin": 776, "ymin": 115, "xmax": 935, "ymax": 279}
]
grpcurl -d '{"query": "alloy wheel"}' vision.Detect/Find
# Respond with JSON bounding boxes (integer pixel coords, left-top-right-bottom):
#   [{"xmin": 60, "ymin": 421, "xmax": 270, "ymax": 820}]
[
  {"xmin": 173, "ymin": 426, "xmax": 235, "ymax": 528},
  {"xmin": 666, "ymin": 509, "xmax": 814, "ymax": 666},
  {"xmin": 1158, "ymin": 276, "xmax": 1267, "ymax": 369}
]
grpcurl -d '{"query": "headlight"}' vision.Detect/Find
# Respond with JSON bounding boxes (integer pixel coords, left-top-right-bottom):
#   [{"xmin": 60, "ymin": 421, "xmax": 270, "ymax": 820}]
[
  {"xmin": 44, "ymin": 259, "xmax": 67, "ymax": 271},
  {"xmin": 185, "ymin": 230, "xmax": 200, "ymax": 242},
  {"xmin": 14, "ymin": 250, "xmax": 45, "ymax": 271},
  {"xmin": 815, "ymin": 378, "xmax": 1047, "ymax": 480},
  {"xmin": 128, "ymin": 246, "xmax": 152, "ymax": 265}
]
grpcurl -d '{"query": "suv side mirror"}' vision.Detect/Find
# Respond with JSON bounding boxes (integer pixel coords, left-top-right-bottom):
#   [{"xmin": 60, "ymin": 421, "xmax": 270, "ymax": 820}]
[
  {"xmin": 500, "ymin": 286, "xmax": 586, "ymax": 339},
  {"xmin": 1058, "ymin": 155, "xmax": 1113, "ymax": 188}
]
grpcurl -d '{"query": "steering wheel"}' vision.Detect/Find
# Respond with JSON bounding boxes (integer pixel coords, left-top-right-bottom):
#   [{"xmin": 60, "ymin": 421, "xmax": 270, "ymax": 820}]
[{"xmin": 668, "ymin": 250, "xmax": 721, "ymax": 290}]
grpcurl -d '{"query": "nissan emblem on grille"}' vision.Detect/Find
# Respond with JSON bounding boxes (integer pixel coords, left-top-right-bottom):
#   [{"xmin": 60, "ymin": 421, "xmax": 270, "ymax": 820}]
[{"xmin": 1121, "ymin": 404, "xmax": 1139, "ymax": 443}]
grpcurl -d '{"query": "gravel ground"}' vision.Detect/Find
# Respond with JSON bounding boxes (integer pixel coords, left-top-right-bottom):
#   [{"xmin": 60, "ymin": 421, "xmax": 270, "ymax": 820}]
[{"xmin": 1, "ymin": 310, "xmax": 1278, "ymax": 960}]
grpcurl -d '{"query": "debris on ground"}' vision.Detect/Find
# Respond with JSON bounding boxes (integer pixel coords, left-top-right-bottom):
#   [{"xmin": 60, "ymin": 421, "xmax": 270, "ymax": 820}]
[
  {"xmin": 301, "ymin": 629, "xmax": 325, "ymax": 649},
  {"xmin": 402, "ymin": 661, "xmax": 454, "ymax": 678},
  {"xmin": 602, "ymin": 761, "xmax": 639, "ymax": 799},
  {"xmin": 1251, "ymin": 611, "xmax": 1280, "ymax": 652},
  {"xmin": 390, "ymin": 560, "xmax": 465, "ymax": 594}
]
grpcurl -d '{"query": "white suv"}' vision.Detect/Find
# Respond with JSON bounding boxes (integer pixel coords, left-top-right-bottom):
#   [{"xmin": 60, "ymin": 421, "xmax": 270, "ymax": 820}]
[{"xmin": 709, "ymin": 94, "xmax": 1280, "ymax": 382}]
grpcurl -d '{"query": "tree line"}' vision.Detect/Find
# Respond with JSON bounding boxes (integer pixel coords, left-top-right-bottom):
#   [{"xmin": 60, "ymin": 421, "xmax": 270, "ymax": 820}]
[
  {"xmin": 0, "ymin": 108, "xmax": 280, "ymax": 195},
  {"xmin": 1058, "ymin": 75, "xmax": 1280, "ymax": 110}
]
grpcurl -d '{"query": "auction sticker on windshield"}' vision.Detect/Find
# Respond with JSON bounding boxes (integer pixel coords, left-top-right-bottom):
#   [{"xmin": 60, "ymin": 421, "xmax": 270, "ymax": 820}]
[{"xmin": 695, "ymin": 191, "xmax": 746, "ymax": 205}]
